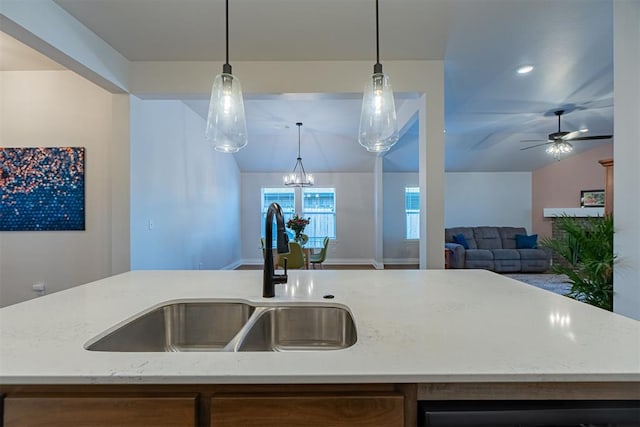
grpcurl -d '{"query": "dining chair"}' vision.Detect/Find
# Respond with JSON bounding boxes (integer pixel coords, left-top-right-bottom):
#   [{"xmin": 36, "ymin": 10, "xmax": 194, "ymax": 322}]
[
  {"xmin": 277, "ymin": 241, "xmax": 306, "ymax": 270},
  {"xmin": 309, "ymin": 237, "xmax": 330, "ymax": 269}
]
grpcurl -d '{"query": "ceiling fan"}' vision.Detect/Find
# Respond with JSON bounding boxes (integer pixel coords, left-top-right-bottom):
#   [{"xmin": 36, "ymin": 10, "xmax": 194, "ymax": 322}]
[{"xmin": 520, "ymin": 109, "xmax": 613, "ymax": 153}]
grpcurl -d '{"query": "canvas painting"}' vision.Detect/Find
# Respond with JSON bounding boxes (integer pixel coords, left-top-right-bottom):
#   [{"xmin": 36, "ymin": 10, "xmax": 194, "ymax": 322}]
[{"xmin": 0, "ymin": 147, "xmax": 85, "ymax": 231}]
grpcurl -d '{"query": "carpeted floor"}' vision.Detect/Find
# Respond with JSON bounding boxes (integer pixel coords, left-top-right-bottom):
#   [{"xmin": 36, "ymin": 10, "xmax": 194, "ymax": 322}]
[{"xmin": 503, "ymin": 273, "xmax": 571, "ymax": 295}]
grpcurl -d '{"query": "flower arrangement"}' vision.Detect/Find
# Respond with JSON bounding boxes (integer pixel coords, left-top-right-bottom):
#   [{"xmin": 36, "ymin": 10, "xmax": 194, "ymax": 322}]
[{"xmin": 286, "ymin": 214, "xmax": 310, "ymax": 241}]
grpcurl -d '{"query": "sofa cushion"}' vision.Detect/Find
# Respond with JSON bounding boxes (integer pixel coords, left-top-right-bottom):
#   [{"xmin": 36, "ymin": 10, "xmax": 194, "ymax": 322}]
[
  {"xmin": 518, "ymin": 248, "xmax": 548, "ymax": 260},
  {"xmin": 465, "ymin": 249, "xmax": 494, "ymax": 270},
  {"xmin": 494, "ymin": 259, "xmax": 522, "ymax": 273},
  {"xmin": 515, "ymin": 234, "xmax": 538, "ymax": 249},
  {"xmin": 465, "ymin": 249, "xmax": 494, "ymax": 261},
  {"xmin": 445, "ymin": 227, "xmax": 477, "ymax": 249},
  {"xmin": 492, "ymin": 248, "xmax": 520, "ymax": 260},
  {"xmin": 452, "ymin": 233, "xmax": 469, "ymax": 249},
  {"xmin": 498, "ymin": 227, "xmax": 527, "ymax": 249},
  {"xmin": 473, "ymin": 227, "xmax": 502, "ymax": 249}
]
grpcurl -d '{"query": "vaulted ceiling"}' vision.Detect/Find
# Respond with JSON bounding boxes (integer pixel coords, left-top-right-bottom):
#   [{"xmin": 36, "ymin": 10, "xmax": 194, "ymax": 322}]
[{"xmin": 3, "ymin": 0, "xmax": 614, "ymax": 173}]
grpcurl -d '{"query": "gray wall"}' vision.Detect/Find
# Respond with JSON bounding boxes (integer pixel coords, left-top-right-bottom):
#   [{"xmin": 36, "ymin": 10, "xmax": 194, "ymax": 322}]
[
  {"xmin": 130, "ymin": 98, "xmax": 241, "ymax": 270},
  {"xmin": 383, "ymin": 172, "xmax": 420, "ymax": 264},
  {"xmin": 445, "ymin": 172, "xmax": 533, "ymax": 232}
]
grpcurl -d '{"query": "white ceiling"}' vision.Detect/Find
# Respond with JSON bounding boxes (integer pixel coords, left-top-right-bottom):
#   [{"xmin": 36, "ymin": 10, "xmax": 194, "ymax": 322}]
[{"xmin": 4, "ymin": 0, "xmax": 614, "ymax": 173}]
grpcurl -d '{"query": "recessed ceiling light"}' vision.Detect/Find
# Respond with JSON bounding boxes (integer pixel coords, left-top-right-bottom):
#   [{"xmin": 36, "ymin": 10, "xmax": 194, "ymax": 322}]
[{"xmin": 517, "ymin": 65, "xmax": 534, "ymax": 74}]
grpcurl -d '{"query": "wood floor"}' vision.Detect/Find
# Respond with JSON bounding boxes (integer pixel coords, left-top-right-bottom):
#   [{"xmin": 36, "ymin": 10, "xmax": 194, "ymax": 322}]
[{"xmin": 236, "ymin": 264, "xmax": 419, "ymax": 270}]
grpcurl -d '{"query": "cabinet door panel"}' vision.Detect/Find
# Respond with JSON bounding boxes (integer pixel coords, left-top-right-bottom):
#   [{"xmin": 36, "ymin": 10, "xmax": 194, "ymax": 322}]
[
  {"xmin": 4, "ymin": 396, "xmax": 196, "ymax": 427},
  {"xmin": 211, "ymin": 393, "xmax": 404, "ymax": 427}
]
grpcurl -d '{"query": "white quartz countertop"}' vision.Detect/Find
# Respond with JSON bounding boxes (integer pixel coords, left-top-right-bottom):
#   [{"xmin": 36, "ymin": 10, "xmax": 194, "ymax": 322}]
[{"xmin": 1, "ymin": 269, "xmax": 639, "ymax": 385}]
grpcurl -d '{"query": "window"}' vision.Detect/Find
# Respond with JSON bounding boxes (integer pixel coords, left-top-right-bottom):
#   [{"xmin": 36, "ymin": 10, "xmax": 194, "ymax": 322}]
[
  {"xmin": 261, "ymin": 188, "xmax": 295, "ymax": 244},
  {"xmin": 405, "ymin": 187, "xmax": 419, "ymax": 240},
  {"xmin": 302, "ymin": 188, "xmax": 336, "ymax": 246}
]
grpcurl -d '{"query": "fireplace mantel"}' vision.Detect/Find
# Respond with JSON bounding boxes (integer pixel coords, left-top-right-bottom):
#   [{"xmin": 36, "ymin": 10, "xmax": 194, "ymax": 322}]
[{"xmin": 543, "ymin": 207, "xmax": 605, "ymax": 217}]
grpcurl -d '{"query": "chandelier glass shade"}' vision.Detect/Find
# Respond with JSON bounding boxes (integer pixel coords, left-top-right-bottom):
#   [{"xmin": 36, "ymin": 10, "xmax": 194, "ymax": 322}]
[
  {"xmin": 205, "ymin": 0, "xmax": 248, "ymax": 153},
  {"xmin": 358, "ymin": 0, "xmax": 399, "ymax": 153},
  {"xmin": 546, "ymin": 141, "xmax": 573, "ymax": 158},
  {"xmin": 284, "ymin": 123, "xmax": 314, "ymax": 187}
]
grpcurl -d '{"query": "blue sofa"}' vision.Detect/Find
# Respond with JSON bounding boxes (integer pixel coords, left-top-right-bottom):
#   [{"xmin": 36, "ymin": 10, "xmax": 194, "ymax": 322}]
[{"xmin": 445, "ymin": 226, "xmax": 551, "ymax": 273}]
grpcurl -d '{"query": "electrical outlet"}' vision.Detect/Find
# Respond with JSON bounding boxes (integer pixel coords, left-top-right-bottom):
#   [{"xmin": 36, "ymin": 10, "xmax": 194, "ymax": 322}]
[
  {"xmin": 32, "ymin": 283, "xmax": 46, "ymax": 296},
  {"xmin": 148, "ymin": 219, "xmax": 154, "ymax": 230}
]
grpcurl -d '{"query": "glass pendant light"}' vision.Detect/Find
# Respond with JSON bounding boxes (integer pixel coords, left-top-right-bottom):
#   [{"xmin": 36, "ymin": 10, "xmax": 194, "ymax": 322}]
[
  {"xmin": 284, "ymin": 122, "xmax": 314, "ymax": 187},
  {"xmin": 205, "ymin": 0, "xmax": 248, "ymax": 153},
  {"xmin": 358, "ymin": 0, "xmax": 399, "ymax": 153}
]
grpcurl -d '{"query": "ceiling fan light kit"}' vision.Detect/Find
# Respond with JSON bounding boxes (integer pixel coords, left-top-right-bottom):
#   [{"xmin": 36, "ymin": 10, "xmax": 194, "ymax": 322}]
[
  {"xmin": 205, "ymin": 0, "xmax": 248, "ymax": 153},
  {"xmin": 520, "ymin": 109, "xmax": 613, "ymax": 158},
  {"xmin": 284, "ymin": 122, "xmax": 314, "ymax": 187},
  {"xmin": 358, "ymin": 0, "xmax": 399, "ymax": 153},
  {"xmin": 546, "ymin": 141, "xmax": 573, "ymax": 158}
]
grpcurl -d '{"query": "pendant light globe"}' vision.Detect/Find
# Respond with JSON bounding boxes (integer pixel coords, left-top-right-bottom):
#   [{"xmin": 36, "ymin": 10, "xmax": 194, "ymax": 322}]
[
  {"xmin": 358, "ymin": 72, "xmax": 398, "ymax": 152},
  {"xmin": 206, "ymin": 71, "xmax": 248, "ymax": 153}
]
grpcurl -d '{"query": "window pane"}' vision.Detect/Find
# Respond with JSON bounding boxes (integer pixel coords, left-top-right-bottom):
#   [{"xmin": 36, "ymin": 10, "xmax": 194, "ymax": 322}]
[
  {"xmin": 405, "ymin": 187, "xmax": 419, "ymax": 239},
  {"xmin": 303, "ymin": 188, "xmax": 336, "ymax": 246}
]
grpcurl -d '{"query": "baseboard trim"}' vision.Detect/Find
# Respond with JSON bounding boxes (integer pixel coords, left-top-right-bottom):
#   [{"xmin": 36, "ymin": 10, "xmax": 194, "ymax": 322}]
[
  {"xmin": 239, "ymin": 258, "xmax": 378, "ymax": 267},
  {"xmin": 221, "ymin": 260, "xmax": 243, "ymax": 270},
  {"xmin": 383, "ymin": 258, "xmax": 419, "ymax": 265}
]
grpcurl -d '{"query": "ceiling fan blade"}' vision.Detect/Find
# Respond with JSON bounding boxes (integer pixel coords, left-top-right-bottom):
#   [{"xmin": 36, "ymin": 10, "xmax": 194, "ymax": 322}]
[
  {"xmin": 520, "ymin": 142, "xmax": 553, "ymax": 151},
  {"xmin": 520, "ymin": 139, "xmax": 549, "ymax": 142},
  {"xmin": 570, "ymin": 135, "xmax": 613, "ymax": 141},
  {"xmin": 562, "ymin": 131, "xmax": 582, "ymax": 140}
]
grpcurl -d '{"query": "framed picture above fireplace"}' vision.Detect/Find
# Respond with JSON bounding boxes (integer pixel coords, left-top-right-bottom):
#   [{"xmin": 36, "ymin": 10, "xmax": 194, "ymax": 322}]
[{"xmin": 580, "ymin": 189, "xmax": 605, "ymax": 208}]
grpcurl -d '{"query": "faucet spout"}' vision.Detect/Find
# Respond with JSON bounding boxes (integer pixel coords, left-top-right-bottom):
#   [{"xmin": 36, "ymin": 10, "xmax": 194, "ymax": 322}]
[{"xmin": 263, "ymin": 202, "xmax": 289, "ymax": 298}]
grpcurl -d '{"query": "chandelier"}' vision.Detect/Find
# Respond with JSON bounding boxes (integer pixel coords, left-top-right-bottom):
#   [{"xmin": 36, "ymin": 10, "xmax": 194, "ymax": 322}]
[{"xmin": 284, "ymin": 122, "xmax": 314, "ymax": 187}]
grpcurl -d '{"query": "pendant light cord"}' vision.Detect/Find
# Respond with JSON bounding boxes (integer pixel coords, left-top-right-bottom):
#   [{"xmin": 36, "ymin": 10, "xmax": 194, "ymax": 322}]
[
  {"xmin": 373, "ymin": 0, "xmax": 382, "ymax": 73},
  {"xmin": 226, "ymin": 0, "xmax": 229, "ymax": 65},
  {"xmin": 297, "ymin": 122, "xmax": 302, "ymax": 158},
  {"xmin": 376, "ymin": 0, "xmax": 380, "ymax": 66},
  {"xmin": 223, "ymin": 0, "xmax": 231, "ymax": 74}
]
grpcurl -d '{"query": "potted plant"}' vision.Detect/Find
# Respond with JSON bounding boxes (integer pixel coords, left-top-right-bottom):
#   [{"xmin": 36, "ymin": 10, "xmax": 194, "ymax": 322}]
[
  {"xmin": 540, "ymin": 214, "xmax": 615, "ymax": 311},
  {"xmin": 286, "ymin": 214, "xmax": 310, "ymax": 243}
]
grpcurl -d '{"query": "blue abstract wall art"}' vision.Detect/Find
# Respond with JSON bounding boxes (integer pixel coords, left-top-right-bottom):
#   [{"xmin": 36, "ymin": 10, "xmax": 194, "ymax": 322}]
[{"xmin": 0, "ymin": 147, "xmax": 85, "ymax": 231}]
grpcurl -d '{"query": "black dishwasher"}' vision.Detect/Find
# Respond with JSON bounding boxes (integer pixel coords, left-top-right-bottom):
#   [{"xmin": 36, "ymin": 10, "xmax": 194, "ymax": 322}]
[{"xmin": 418, "ymin": 400, "xmax": 640, "ymax": 426}]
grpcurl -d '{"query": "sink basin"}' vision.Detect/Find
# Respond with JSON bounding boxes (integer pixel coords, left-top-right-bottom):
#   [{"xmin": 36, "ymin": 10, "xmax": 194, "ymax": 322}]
[
  {"xmin": 86, "ymin": 301, "xmax": 255, "ymax": 352},
  {"xmin": 236, "ymin": 306, "xmax": 357, "ymax": 352},
  {"xmin": 86, "ymin": 301, "xmax": 356, "ymax": 352}
]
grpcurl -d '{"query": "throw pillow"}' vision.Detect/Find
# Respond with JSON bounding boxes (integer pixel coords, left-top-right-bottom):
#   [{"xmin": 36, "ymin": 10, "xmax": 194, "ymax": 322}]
[
  {"xmin": 515, "ymin": 234, "xmax": 538, "ymax": 249},
  {"xmin": 452, "ymin": 233, "xmax": 469, "ymax": 249}
]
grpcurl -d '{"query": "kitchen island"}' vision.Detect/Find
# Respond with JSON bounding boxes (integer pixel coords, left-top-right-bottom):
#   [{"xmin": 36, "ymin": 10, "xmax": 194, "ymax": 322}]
[{"xmin": 1, "ymin": 269, "xmax": 639, "ymax": 426}]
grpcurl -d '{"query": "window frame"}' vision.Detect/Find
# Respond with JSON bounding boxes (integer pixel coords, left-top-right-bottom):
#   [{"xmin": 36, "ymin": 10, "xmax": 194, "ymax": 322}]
[{"xmin": 405, "ymin": 187, "xmax": 420, "ymax": 240}]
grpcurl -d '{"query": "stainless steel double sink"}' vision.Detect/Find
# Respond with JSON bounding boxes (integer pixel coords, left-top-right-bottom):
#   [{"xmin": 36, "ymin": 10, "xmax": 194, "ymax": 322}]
[{"xmin": 85, "ymin": 301, "xmax": 357, "ymax": 352}]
